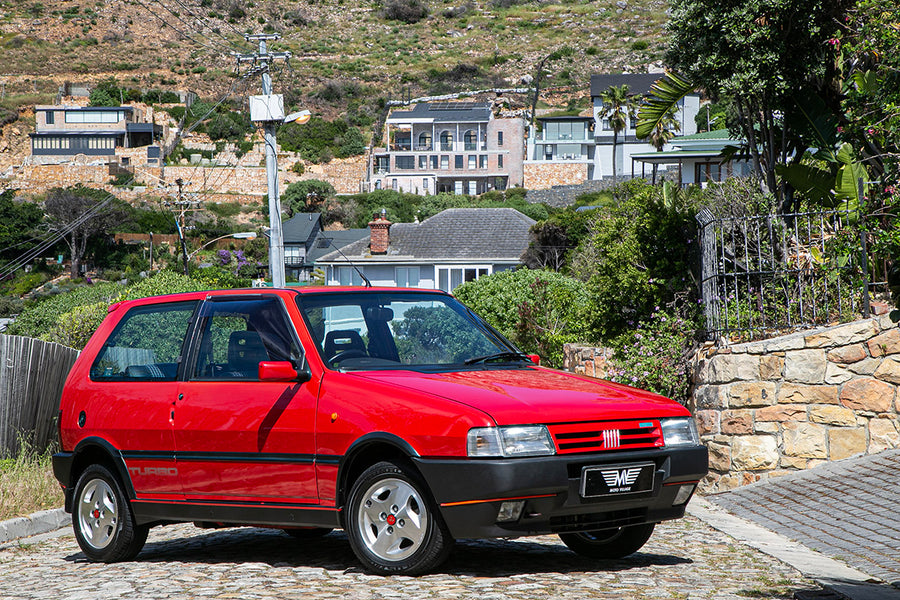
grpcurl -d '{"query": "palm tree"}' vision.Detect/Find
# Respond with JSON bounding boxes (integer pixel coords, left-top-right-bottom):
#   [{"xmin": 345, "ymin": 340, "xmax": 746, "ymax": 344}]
[
  {"xmin": 646, "ymin": 106, "xmax": 681, "ymax": 184},
  {"xmin": 598, "ymin": 84, "xmax": 637, "ymax": 184}
]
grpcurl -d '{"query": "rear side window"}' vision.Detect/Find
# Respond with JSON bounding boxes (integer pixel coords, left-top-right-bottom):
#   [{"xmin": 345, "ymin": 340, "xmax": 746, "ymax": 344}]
[
  {"xmin": 191, "ymin": 297, "xmax": 302, "ymax": 380},
  {"xmin": 90, "ymin": 301, "xmax": 198, "ymax": 381}
]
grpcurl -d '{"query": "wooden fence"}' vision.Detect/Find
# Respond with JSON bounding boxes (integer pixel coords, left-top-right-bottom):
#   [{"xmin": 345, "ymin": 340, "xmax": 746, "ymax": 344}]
[{"xmin": 0, "ymin": 335, "xmax": 79, "ymax": 457}]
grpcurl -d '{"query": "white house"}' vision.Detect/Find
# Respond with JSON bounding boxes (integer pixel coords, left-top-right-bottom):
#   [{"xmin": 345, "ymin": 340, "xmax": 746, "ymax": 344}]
[
  {"xmin": 590, "ymin": 73, "xmax": 701, "ymax": 180},
  {"xmin": 316, "ymin": 208, "xmax": 535, "ymax": 292},
  {"xmin": 629, "ymin": 129, "xmax": 753, "ymax": 186}
]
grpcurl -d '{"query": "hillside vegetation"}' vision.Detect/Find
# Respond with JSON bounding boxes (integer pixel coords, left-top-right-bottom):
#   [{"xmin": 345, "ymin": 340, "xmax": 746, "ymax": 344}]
[{"xmin": 0, "ymin": 0, "xmax": 669, "ymax": 114}]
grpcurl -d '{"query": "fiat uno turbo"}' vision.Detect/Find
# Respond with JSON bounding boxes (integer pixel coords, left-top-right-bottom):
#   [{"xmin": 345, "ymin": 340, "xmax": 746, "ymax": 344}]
[{"xmin": 53, "ymin": 287, "xmax": 708, "ymax": 575}]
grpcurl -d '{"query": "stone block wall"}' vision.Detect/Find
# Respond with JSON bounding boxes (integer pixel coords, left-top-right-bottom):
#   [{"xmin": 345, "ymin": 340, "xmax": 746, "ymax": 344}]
[
  {"xmin": 562, "ymin": 343, "xmax": 614, "ymax": 378},
  {"xmin": 523, "ymin": 162, "xmax": 589, "ymax": 190},
  {"xmin": 691, "ymin": 315, "xmax": 900, "ymax": 493}
]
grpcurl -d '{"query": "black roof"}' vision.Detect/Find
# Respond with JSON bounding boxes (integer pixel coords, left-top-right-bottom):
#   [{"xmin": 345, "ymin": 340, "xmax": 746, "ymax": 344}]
[
  {"xmin": 387, "ymin": 102, "xmax": 492, "ymax": 124},
  {"xmin": 590, "ymin": 73, "xmax": 662, "ymax": 97},
  {"xmin": 307, "ymin": 229, "xmax": 370, "ymax": 263},
  {"xmin": 282, "ymin": 212, "xmax": 322, "ymax": 245},
  {"xmin": 318, "ymin": 208, "xmax": 536, "ymax": 262}
]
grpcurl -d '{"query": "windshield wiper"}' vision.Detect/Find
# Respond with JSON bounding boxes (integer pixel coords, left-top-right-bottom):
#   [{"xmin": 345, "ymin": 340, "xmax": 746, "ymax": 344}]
[{"xmin": 464, "ymin": 351, "xmax": 532, "ymax": 365}]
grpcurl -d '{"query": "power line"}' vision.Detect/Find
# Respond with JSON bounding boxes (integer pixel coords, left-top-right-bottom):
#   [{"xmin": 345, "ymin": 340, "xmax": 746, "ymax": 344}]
[
  {"xmin": 132, "ymin": 0, "xmax": 233, "ymax": 56},
  {"xmin": 166, "ymin": 0, "xmax": 254, "ymax": 52}
]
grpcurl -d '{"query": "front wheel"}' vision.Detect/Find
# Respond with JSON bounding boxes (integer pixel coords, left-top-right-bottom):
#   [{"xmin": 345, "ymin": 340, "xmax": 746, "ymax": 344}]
[
  {"xmin": 346, "ymin": 461, "xmax": 453, "ymax": 575},
  {"xmin": 72, "ymin": 464, "xmax": 149, "ymax": 562},
  {"xmin": 559, "ymin": 523, "xmax": 655, "ymax": 559}
]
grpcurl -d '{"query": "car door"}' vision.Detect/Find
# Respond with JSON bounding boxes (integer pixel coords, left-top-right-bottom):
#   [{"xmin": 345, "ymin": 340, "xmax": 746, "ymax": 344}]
[
  {"xmin": 174, "ymin": 295, "xmax": 320, "ymax": 503},
  {"xmin": 87, "ymin": 300, "xmax": 198, "ymax": 502}
]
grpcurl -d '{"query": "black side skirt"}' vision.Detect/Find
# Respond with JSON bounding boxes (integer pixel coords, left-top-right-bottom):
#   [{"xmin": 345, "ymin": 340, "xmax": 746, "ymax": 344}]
[{"xmin": 131, "ymin": 500, "xmax": 342, "ymax": 529}]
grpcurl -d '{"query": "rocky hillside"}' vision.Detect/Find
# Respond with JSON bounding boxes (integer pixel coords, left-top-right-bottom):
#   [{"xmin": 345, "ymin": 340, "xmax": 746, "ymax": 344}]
[{"xmin": 0, "ymin": 0, "xmax": 669, "ymax": 108}]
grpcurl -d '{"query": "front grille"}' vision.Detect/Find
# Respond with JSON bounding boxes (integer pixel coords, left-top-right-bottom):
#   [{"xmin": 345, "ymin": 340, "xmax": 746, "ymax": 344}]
[{"xmin": 548, "ymin": 419, "xmax": 664, "ymax": 454}]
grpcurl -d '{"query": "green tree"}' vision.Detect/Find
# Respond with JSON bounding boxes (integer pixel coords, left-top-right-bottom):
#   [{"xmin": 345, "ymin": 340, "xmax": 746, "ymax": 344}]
[
  {"xmin": 642, "ymin": 105, "xmax": 681, "ymax": 184},
  {"xmin": 43, "ymin": 186, "xmax": 129, "ymax": 278},
  {"xmin": 597, "ymin": 85, "xmax": 637, "ymax": 184},
  {"xmin": 664, "ymin": 0, "xmax": 851, "ymax": 208},
  {"xmin": 0, "ymin": 190, "xmax": 43, "ymax": 261},
  {"xmin": 282, "ymin": 179, "xmax": 336, "ymax": 215}
]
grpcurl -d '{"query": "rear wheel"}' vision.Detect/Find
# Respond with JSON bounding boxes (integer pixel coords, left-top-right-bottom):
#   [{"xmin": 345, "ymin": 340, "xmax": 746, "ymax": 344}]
[
  {"xmin": 346, "ymin": 461, "xmax": 453, "ymax": 575},
  {"xmin": 72, "ymin": 464, "xmax": 148, "ymax": 562},
  {"xmin": 559, "ymin": 523, "xmax": 655, "ymax": 559}
]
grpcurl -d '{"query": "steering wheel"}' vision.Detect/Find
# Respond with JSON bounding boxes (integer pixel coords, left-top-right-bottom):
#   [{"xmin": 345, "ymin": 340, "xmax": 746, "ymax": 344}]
[{"xmin": 328, "ymin": 349, "xmax": 368, "ymax": 365}]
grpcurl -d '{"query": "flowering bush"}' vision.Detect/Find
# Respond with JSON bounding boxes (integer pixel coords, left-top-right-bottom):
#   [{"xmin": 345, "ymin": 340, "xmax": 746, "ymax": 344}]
[{"xmin": 607, "ymin": 305, "xmax": 699, "ymax": 404}]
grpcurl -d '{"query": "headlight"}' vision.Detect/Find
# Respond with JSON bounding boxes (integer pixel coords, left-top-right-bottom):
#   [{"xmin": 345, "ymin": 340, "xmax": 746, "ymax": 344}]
[
  {"xmin": 660, "ymin": 417, "xmax": 700, "ymax": 447},
  {"xmin": 467, "ymin": 425, "xmax": 556, "ymax": 457}
]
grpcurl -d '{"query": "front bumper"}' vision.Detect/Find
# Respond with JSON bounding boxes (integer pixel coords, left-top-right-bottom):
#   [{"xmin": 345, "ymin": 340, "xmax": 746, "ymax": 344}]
[{"xmin": 412, "ymin": 445, "xmax": 708, "ymax": 539}]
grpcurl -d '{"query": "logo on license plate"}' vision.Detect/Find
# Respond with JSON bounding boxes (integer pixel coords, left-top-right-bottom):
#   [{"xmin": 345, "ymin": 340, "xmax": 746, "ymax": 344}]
[{"xmin": 601, "ymin": 467, "xmax": 642, "ymax": 492}]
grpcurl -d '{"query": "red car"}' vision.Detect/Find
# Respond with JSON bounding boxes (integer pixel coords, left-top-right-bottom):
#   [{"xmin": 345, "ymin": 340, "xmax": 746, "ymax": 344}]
[{"xmin": 53, "ymin": 287, "xmax": 707, "ymax": 575}]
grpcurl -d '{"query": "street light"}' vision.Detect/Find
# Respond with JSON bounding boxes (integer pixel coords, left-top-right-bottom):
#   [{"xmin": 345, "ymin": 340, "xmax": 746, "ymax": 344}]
[{"xmin": 187, "ymin": 231, "xmax": 257, "ymax": 261}]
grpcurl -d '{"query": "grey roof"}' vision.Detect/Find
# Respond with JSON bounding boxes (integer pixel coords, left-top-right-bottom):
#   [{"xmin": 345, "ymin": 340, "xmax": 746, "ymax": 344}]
[
  {"xmin": 317, "ymin": 208, "xmax": 536, "ymax": 263},
  {"xmin": 387, "ymin": 102, "xmax": 492, "ymax": 124},
  {"xmin": 590, "ymin": 73, "xmax": 664, "ymax": 97},
  {"xmin": 282, "ymin": 212, "xmax": 321, "ymax": 245},
  {"xmin": 307, "ymin": 228, "xmax": 370, "ymax": 263}
]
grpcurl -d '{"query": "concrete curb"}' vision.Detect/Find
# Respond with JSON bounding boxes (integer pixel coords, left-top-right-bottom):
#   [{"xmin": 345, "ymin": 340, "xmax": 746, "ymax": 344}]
[
  {"xmin": 0, "ymin": 508, "xmax": 70, "ymax": 544},
  {"xmin": 689, "ymin": 497, "xmax": 900, "ymax": 600}
]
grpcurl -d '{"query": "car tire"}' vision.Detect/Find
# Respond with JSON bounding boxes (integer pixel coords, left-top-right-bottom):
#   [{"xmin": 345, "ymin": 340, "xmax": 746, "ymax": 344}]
[
  {"xmin": 283, "ymin": 527, "xmax": 333, "ymax": 539},
  {"xmin": 72, "ymin": 464, "xmax": 149, "ymax": 562},
  {"xmin": 346, "ymin": 461, "xmax": 453, "ymax": 575},
  {"xmin": 559, "ymin": 523, "xmax": 655, "ymax": 559}
]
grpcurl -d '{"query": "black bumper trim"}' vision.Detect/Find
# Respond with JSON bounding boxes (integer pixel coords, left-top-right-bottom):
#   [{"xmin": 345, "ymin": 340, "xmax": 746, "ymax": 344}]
[{"xmin": 412, "ymin": 445, "xmax": 707, "ymax": 539}]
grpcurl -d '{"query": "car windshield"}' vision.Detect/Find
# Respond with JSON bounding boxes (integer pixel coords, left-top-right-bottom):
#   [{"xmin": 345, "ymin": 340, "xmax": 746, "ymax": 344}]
[{"xmin": 296, "ymin": 291, "xmax": 523, "ymax": 370}]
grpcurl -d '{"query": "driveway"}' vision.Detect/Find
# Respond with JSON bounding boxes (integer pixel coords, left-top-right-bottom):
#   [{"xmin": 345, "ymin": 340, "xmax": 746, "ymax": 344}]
[{"xmin": 0, "ymin": 516, "xmax": 821, "ymax": 600}]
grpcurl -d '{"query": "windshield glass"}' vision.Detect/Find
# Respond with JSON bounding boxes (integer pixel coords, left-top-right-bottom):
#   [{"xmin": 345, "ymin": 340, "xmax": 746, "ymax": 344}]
[{"xmin": 296, "ymin": 291, "xmax": 519, "ymax": 370}]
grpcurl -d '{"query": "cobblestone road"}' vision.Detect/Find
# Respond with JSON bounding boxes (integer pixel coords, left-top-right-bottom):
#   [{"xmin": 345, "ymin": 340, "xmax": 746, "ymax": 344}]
[{"xmin": 0, "ymin": 515, "xmax": 824, "ymax": 600}]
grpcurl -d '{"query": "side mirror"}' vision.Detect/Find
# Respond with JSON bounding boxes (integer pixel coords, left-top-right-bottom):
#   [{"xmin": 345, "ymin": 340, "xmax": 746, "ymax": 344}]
[
  {"xmin": 258, "ymin": 361, "xmax": 311, "ymax": 382},
  {"xmin": 526, "ymin": 354, "xmax": 541, "ymax": 366}
]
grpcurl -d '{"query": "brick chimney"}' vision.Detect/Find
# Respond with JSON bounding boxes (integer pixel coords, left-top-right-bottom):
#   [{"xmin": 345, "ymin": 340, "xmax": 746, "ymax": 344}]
[{"xmin": 368, "ymin": 210, "xmax": 391, "ymax": 254}]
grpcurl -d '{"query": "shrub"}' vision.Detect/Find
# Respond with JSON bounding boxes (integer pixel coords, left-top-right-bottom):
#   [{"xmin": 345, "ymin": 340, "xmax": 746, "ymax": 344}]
[
  {"xmin": 454, "ymin": 269, "xmax": 595, "ymax": 367},
  {"xmin": 381, "ymin": 0, "xmax": 428, "ymax": 23}
]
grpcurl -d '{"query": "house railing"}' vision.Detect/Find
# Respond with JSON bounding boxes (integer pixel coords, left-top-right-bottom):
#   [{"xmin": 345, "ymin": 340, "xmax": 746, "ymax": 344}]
[{"xmin": 696, "ymin": 207, "xmax": 873, "ymax": 341}]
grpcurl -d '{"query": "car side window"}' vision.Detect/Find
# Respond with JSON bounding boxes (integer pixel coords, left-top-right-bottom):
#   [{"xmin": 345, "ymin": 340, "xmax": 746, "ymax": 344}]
[
  {"xmin": 191, "ymin": 297, "xmax": 302, "ymax": 380},
  {"xmin": 90, "ymin": 301, "xmax": 198, "ymax": 381}
]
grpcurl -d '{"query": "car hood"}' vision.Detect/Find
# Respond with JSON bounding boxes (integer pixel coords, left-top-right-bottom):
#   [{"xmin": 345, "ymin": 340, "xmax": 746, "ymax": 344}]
[{"xmin": 352, "ymin": 366, "xmax": 689, "ymax": 425}]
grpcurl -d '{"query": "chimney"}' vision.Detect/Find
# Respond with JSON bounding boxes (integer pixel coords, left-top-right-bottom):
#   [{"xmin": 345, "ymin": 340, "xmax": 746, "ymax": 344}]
[{"xmin": 368, "ymin": 210, "xmax": 391, "ymax": 254}]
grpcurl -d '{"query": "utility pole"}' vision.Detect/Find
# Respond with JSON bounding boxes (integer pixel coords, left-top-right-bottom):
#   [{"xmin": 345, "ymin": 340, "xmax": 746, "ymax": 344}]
[
  {"xmin": 165, "ymin": 178, "xmax": 202, "ymax": 276},
  {"xmin": 234, "ymin": 34, "xmax": 292, "ymax": 288}
]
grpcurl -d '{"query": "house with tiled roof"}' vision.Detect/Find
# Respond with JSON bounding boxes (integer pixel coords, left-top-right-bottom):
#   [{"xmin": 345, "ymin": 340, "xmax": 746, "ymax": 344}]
[
  {"xmin": 315, "ymin": 208, "xmax": 535, "ymax": 292},
  {"xmin": 281, "ymin": 212, "xmax": 368, "ymax": 282}
]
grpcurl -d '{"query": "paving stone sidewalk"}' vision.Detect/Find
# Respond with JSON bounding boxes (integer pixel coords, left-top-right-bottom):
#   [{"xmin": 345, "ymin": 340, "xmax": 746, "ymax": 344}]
[
  {"xmin": 0, "ymin": 516, "xmax": 822, "ymax": 600},
  {"xmin": 708, "ymin": 449, "xmax": 900, "ymax": 588}
]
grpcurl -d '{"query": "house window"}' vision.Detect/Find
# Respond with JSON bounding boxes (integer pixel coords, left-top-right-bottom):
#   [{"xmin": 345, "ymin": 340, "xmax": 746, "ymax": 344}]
[
  {"xmin": 392, "ymin": 179, "xmax": 398, "ymax": 190},
  {"xmin": 423, "ymin": 178, "xmax": 430, "ymax": 193},
  {"xmin": 396, "ymin": 266, "xmax": 420, "ymax": 288},
  {"xmin": 437, "ymin": 266, "xmax": 490, "ymax": 292},
  {"xmin": 497, "ymin": 154, "xmax": 504, "ymax": 168},
  {"xmin": 479, "ymin": 155, "xmax": 487, "ymax": 169},
  {"xmin": 440, "ymin": 155, "xmax": 449, "ymax": 169},
  {"xmin": 65, "ymin": 110, "xmax": 123, "ymax": 124},
  {"xmin": 696, "ymin": 162, "xmax": 723, "ymax": 183},
  {"xmin": 430, "ymin": 155, "xmax": 438, "ymax": 169},
  {"xmin": 45, "ymin": 111, "xmax": 54, "ymax": 125},
  {"xmin": 284, "ymin": 245, "xmax": 305, "ymax": 266},
  {"xmin": 455, "ymin": 155, "xmax": 464, "ymax": 169},
  {"xmin": 440, "ymin": 131, "xmax": 453, "ymax": 151},
  {"xmin": 418, "ymin": 155, "xmax": 427, "ymax": 169},
  {"xmin": 375, "ymin": 156, "xmax": 390, "ymax": 174},
  {"xmin": 468, "ymin": 181, "xmax": 477, "ymax": 195},
  {"xmin": 454, "ymin": 180, "xmax": 464, "ymax": 195},
  {"xmin": 468, "ymin": 155, "xmax": 476, "ymax": 169},
  {"xmin": 337, "ymin": 266, "xmax": 365, "ymax": 286},
  {"xmin": 464, "ymin": 130, "xmax": 477, "ymax": 151},
  {"xmin": 395, "ymin": 155, "xmax": 414, "ymax": 170},
  {"xmin": 497, "ymin": 131, "xmax": 504, "ymax": 146},
  {"xmin": 417, "ymin": 131, "xmax": 432, "ymax": 150}
]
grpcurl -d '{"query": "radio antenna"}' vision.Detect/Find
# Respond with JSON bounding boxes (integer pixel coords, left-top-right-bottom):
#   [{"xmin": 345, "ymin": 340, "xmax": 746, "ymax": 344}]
[{"xmin": 324, "ymin": 236, "xmax": 372, "ymax": 288}]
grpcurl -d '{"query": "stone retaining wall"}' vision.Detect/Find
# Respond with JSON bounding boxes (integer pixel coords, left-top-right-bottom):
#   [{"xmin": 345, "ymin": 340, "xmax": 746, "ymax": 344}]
[
  {"xmin": 523, "ymin": 163, "xmax": 589, "ymax": 190},
  {"xmin": 691, "ymin": 315, "xmax": 900, "ymax": 493}
]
